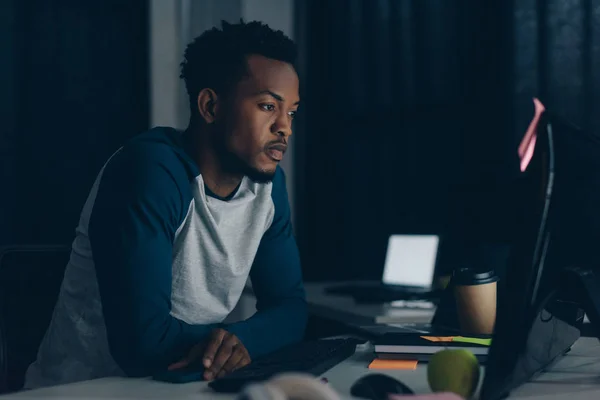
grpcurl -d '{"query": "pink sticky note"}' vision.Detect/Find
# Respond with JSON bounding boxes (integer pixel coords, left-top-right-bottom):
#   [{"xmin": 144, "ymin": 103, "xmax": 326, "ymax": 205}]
[{"xmin": 518, "ymin": 98, "xmax": 546, "ymax": 172}]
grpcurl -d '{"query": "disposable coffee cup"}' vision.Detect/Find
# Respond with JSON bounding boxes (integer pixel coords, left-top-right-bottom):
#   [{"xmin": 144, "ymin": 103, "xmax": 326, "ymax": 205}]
[{"xmin": 453, "ymin": 268, "xmax": 498, "ymax": 335}]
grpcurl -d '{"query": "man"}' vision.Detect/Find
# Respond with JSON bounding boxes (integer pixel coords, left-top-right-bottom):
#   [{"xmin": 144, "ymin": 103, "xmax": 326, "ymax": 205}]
[{"xmin": 25, "ymin": 20, "xmax": 307, "ymax": 388}]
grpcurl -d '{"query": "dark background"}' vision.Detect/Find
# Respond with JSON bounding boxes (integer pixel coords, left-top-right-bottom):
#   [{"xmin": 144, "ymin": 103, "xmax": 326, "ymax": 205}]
[
  {"xmin": 0, "ymin": 0, "xmax": 149, "ymax": 244},
  {"xmin": 1, "ymin": 0, "xmax": 599, "ymax": 282},
  {"xmin": 294, "ymin": 0, "xmax": 600, "ymax": 281}
]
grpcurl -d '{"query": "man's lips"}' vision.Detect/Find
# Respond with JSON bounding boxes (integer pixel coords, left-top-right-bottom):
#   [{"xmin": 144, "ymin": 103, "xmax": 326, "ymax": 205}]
[{"xmin": 266, "ymin": 144, "xmax": 287, "ymax": 161}]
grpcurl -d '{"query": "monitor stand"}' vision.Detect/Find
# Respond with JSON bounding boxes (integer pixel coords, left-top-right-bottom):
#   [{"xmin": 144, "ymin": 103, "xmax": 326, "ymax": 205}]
[
  {"xmin": 560, "ymin": 265, "xmax": 600, "ymax": 339},
  {"xmin": 480, "ymin": 273, "xmax": 585, "ymax": 400},
  {"xmin": 486, "ymin": 266, "xmax": 600, "ymax": 400}
]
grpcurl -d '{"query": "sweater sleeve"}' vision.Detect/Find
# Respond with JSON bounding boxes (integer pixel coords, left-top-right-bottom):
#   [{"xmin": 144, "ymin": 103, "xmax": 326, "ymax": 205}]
[
  {"xmin": 227, "ymin": 167, "xmax": 308, "ymax": 359},
  {"xmin": 88, "ymin": 144, "xmax": 218, "ymax": 376}
]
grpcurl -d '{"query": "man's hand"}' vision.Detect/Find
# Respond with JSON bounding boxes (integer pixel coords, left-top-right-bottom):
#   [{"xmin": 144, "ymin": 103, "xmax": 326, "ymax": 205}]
[
  {"xmin": 168, "ymin": 328, "xmax": 251, "ymax": 380},
  {"xmin": 201, "ymin": 329, "xmax": 251, "ymax": 380}
]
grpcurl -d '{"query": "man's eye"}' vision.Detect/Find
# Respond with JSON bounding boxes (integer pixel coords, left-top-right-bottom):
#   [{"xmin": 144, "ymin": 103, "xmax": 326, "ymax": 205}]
[
  {"xmin": 260, "ymin": 104, "xmax": 275, "ymax": 111},
  {"xmin": 288, "ymin": 110, "xmax": 297, "ymax": 119}
]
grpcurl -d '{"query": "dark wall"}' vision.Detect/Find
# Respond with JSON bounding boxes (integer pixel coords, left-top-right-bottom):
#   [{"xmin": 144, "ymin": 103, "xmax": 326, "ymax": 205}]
[
  {"xmin": 295, "ymin": 0, "xmax": 600, "ymax": 282},
  {"xmin": 0, "ymin": 0, "xmax": 149, "ymax": 245}
]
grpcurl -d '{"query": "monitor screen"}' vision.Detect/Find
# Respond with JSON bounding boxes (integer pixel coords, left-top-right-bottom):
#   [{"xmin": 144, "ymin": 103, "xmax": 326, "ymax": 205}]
[
  {"xmin": 480, "ymin": 98, "xmax": 580, "ymax": 400},
  {"xmin": 382, "ymin": 235, "xmax": 439, "ymax": 289},
  {"xmin": 479, "ymin": 97, "xmax": 600, "ymax": 399}
]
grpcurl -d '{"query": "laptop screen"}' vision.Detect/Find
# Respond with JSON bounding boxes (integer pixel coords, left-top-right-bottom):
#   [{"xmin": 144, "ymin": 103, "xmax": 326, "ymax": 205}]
[{"xmin": 382, "ymin": 235, "xmax": 439, "ymax": 288}]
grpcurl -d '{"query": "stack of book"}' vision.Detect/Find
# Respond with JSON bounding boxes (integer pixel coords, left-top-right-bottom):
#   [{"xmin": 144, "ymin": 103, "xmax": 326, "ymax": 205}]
[{"xmin": 373, "ymin": 332, "xmax": 491, "ymax": 362}]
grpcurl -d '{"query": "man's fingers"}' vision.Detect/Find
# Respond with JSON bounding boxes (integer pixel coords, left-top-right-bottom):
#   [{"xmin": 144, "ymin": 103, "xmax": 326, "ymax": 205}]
[
  {"xmin": 231, "ymin": 355, "xmax": 251, "ymax": 372},
  {"xmin": 203, "ymin": 329, "xmax": 227, "ymax": 368},
  {"xmin": 204, "ymin": 335, "xmax": 236, "ymax": 380},
  {"xmin": 219, "ymin": 346, "xmax": 245, "ymax": 375},
  {"xmin": 167, "ymin": 360, "xmax": 188, "ymax": 371}
]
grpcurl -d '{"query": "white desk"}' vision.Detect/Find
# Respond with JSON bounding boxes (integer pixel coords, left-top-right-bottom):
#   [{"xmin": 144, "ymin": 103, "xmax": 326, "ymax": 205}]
[{"xmin": 3, "ymin": 337, "xmax": 599, "ymax": 400}]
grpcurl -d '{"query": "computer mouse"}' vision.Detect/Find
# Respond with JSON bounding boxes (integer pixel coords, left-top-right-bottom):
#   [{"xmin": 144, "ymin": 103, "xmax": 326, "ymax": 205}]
[{"xmin": 350, "ymin": 373, "xmax": 414, "ymax": 400}]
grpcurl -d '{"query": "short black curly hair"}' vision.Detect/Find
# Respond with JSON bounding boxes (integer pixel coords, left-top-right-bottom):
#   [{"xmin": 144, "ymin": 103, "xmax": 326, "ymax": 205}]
[{"xmin": 180, "ymin": 19, "xmax": 297, "ymax": 119}]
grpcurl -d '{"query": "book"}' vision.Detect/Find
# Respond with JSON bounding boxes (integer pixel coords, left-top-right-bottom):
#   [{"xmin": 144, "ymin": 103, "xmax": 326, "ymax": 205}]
[
  {"xmin": 373, "ymin": 333, "xmax": 490, "ymax": 356},
  {"xmin": 375, "ymin": 352, "xmax": 488, "ymax": 363}
]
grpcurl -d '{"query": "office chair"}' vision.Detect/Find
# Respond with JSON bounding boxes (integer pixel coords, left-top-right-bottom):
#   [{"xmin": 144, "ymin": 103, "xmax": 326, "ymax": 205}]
[{"xmin": 0, "ymin": 245, "xmax": 70, "ymax": 393}]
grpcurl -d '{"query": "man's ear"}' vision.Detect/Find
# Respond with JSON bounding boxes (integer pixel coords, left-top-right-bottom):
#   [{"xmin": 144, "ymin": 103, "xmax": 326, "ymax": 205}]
[{"xmin": 196, "ymin": 88, "xmax": 219, "ymax": 124}]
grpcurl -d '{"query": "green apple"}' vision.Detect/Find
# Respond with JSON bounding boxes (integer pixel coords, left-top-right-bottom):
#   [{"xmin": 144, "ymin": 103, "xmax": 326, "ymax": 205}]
[{"xmin": 427, "ymin": 349, "xmax": 480, "ymax": 399}]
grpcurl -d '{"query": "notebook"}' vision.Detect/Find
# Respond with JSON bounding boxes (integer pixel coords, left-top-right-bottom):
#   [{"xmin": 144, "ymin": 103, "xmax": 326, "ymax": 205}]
[{"xmin": 374, "ymin": 333, "xmax": 490, "ymax": 356}]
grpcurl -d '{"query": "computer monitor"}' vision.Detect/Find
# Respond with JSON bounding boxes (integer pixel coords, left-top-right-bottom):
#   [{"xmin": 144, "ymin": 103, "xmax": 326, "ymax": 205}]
[{"xmin": 480, "ymin": 99, "xmax": 600, "ymax": 400}]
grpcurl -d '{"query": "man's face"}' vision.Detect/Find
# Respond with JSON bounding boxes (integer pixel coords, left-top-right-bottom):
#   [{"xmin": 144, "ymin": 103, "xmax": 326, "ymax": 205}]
[{"xmin": 215, "ymin": 54, "xmax": 300, "ymax": 182}]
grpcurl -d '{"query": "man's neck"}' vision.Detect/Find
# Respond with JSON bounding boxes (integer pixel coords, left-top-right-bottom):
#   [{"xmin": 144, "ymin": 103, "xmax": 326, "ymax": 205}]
[{"xmin": 183, "ymin": 126, "xmax": 243, "ymax": 198}]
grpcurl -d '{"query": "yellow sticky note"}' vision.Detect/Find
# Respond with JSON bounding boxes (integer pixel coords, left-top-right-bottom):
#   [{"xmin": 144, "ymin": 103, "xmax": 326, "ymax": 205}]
[
  {"xmin": 368, "ymin": 359, "xmax": 418, "ymax": 370},
  {"xmin": 452, "ymin": 336, "xmax": 492, "ymax": 346},
  {"xmin": 420, "ymin": 336, "xmax": 455, "ymax": 342}
]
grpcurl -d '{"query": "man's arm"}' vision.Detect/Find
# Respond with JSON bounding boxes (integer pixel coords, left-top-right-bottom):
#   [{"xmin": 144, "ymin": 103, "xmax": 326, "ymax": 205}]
[
  {"xmin": 226, "ymin": 167, "xmax": 308, "ymax": 359},
  {"xmin": 88, "ymin": 144, "xmax": 218, "ymax": 377}
]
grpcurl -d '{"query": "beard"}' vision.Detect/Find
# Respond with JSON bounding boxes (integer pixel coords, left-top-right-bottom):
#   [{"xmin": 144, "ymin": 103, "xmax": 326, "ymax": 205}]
[
  {"xmin": 222, "ymin": 151, "xmax": 276, "ymax": 183},
  {"xmin": 213, "ymin": 132, "xmax": 276, "ymax": 184}
]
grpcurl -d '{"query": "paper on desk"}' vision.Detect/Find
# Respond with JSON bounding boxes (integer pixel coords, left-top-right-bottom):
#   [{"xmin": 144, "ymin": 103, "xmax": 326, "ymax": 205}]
[
  {"xmin": 420, "ymin": 336, "xmax": 454, "ymax": 342},
  {"xmin": 375, "ymin": 308, "xmax": 436, "ymax": 325},
  {"xmin": 389, "ymin": 300, "xmax": 436, "ymax": 309},
  {"xmin": 452, "ymin": 336, "xmax": 492, "ymax": 346},
  {"xmin": 388, "ymin": 393, "xmax": 463, "ymax": 400},
  {"xmin": 368, "ymin": 359, "xmax": 418, "ymax": 370}
]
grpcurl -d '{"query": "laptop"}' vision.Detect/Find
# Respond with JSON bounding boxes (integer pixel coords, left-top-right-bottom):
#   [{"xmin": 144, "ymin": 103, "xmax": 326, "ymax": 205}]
[{"xmin": 325, "ymin": 234, "xmax": 440, "ymax": 302}]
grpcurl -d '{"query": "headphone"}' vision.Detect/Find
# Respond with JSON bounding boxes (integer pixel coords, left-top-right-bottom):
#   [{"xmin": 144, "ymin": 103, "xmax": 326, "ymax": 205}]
[{"xmin": 237, "ymin": 373, "xmax": 342, "ymax": 400}]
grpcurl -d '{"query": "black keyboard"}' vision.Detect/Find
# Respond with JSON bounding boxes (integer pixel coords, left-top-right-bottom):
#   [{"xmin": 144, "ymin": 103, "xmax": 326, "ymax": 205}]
[{"xmin": 208, "ymin": 338, "xmax": 360, "ymax": 393}]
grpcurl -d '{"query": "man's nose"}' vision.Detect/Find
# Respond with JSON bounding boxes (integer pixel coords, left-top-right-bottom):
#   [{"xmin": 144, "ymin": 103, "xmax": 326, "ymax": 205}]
[{"xmin": 272, "ymin": 112, "xmax": 292, "ymax": 137}]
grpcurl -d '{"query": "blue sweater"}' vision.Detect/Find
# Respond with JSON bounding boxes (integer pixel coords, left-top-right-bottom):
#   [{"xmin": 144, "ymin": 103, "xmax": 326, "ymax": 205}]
[{"xmin": 24, "ymin": 127, "xmax": 307, "ymax": 388}]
